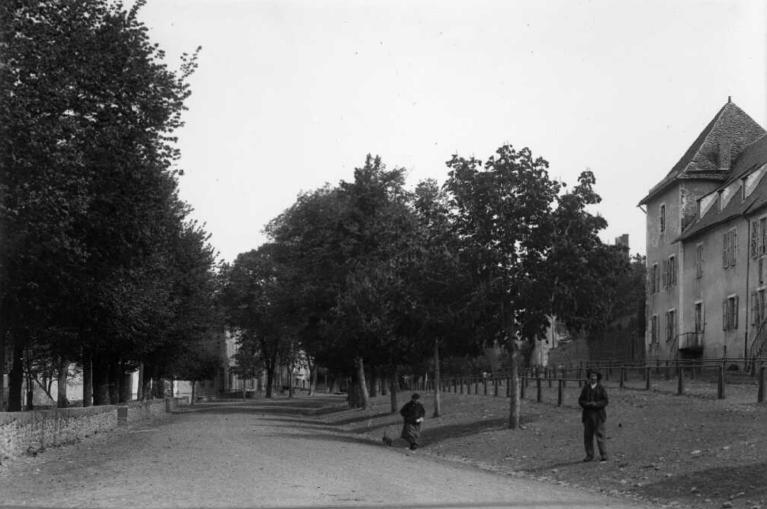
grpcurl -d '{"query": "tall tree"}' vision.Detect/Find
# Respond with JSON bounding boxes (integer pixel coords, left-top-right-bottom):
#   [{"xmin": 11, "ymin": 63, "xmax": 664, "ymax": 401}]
[{"xmin": 0, "ymin": 0, "xmax": 205, "ymax": 408}]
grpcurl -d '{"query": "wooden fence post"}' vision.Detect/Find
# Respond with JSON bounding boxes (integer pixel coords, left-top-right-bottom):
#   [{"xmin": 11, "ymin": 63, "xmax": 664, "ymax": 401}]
[
  {"xmin": 677, "ymin": 366, "xmax": 684, "ymax": 395},
  {"xmin": 665, "ymin": 360, "xmax": 670, "ymax": 380},
  {"xmin": 483, "ymin": 378, "xmax": 488, "ymax": 395},
  {"xmin": 717, "ymin": 364, "xmax": 725, "ymax": 399},
  {"xmin": 619, "ymin": 367, "xmax": 625, "ymax": 389},
  {"xmin": 536, "ymin": 376, "xmax": 542, "ymax": 403},
  {"xmin": 557, "ymin": 379, "xmax": 563, "ymax": 406},
  {"xmin": 645, "ymin": 366, "xmax": 651, "ymax": 391},
  {"xmin": 758, "ymin": 366, "xmax": 765, "ymax": 403},
  {"xmin": 494, "ymin": 377, "xmax": 499, "ymax": 397}
]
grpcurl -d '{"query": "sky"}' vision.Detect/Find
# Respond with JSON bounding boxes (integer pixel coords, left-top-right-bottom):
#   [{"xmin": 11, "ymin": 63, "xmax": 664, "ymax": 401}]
[{"xmin": 136, "ymin": 0, "xmax": 767, "ymax": 263}]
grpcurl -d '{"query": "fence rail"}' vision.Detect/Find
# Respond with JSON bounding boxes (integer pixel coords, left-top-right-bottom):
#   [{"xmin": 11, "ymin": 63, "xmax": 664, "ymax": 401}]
[{"xmin": 422, "ymin": 358, "xmax": 767, "ymax": 404}]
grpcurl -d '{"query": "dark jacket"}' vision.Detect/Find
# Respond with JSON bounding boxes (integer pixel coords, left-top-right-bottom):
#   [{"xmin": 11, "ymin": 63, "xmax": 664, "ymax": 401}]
[
  {"xmin": 578, "ymin": 383, "xmax": 608, "ymax": 423},
  {"xmin": 399, "ymin": 400, "xmax": 425, "ymax": 425}
]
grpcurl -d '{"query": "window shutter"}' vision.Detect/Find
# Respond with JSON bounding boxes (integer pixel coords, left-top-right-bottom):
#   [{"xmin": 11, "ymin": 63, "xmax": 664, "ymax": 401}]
[
  {"xmin": 672, "ymin": 257, "xmax": 677, "ymax": 285},
  {"xmin": 732, "ymin": 230, "xmax": 737, "ymax": 267},
  {"xmin": 752, "ymin": 221, "xmax": 759, "ymax": 258},
  {"xmin": 761, "ymin": 217, "xmax": 767, "ymax": 254},
  {"xmin": 734, "ymin": 295, "xmax": 739, "ymax": 329},
  {"xmin": 722, "ymin": 298, "xmax": 728, "ymax": 330},
  {"xmin": 723, "ymin": 233, "xmax": 728, "ymax": 268},
  {"xmin": 661, "ymin": 260, "xmax": 668, "ymax": 288}
]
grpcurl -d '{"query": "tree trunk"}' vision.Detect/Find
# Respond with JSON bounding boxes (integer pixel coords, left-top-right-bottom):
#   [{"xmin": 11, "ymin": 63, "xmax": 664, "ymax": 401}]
[
  {"xmin": 308, "ymin": 363, "xmax": 318, "ymax": 396},
  {"xmin": 141, "ymin": 368, "xmax": 152, "ymax": 401},
  {"xmin": 354, "ymin": 356, "xmax": 370, "ymax": 410},
  {"xmin": 288, "ymin": 364, "xmax": 294, "ymax": 399},
  {"xmin": 389, "ymin": 367, "xmax": 398, "ymax": 413},
  {"xmin": 92, "ymin": 355, "xmax": 110, "ymax": 406},
  {"xmin": 433, "ymin": 338, "xmax": 442, "ymax": 418},
  {"xmin": 191, "ymin": 380, "xmax": 196, "ymax": 405},
  {"xmin": 0, "ymin": 331, "xmax": 5, "ymax": 411},
  {"xmin": 119, "ymin": 370, "xmax": 132, "ymax": 403},
  {"xmin": 24, "ymin": 347, "xmax": 33, "ymax": 410},
  {"xmin": 509, "ymin": 342, "xmax": 521, "ymax": 429},
  {"xmin": 82, "ymin": 349, "xmax": 92, "ymax": 407},
  {"xmin": 8, "ymin": 334, "xmax": 23, "ymax": 411},
  {"xmin": 56, "ymin": 357, "xmax": 69, "ymax": 408},
  {"xmin": 369, "ymin": 367, "xmax": 378, "ymax": 398},
  {"xmin": 137, "ymin": 362, "xmax": 144, "ymax": 401},
  {"xmin": 108, "ymin": 359, "xmax": 120, "ymax": 404},
  {"xmin": 265, "ymin": 365, "xmax": 275, "ymax": 398}
]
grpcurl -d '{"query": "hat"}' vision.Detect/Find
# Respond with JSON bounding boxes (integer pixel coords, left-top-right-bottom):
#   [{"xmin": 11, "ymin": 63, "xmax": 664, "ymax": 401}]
[
  {"xmin": 411, "ymin": 393, "xmax": 420, "ymax": 400},
  {"xmin": 586, "ymin": 369, "xmax": 602, "ymax": 381}
]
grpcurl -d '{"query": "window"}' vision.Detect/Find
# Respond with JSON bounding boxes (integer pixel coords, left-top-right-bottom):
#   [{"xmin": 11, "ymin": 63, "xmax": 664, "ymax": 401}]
[
  {"xmin": 659, "ymin": 204, "xmax": 666, "ymax": 234},
  {"xmin": 723, "ymin": 295, "xmax": 739, "ymax": 330},
  {"xmin": 650, "ymin": 315, "xmax": 658, "ymax": 344},
  {"xmin": 694, "ymin": 302, "xmax": 703, "ymax": 333},
  {"xmin": 752, "ymin": 289, "xmax": 767, "ymax": 330},
  {"xmin": 760, "ymin": 257, "xmax": 765, "ymax": 285},
  {"xmin": 761, "ymin": 217, "xmax": 767, "ymax": 254},
  {"xmin": 665, "ymin": 309, "xmax": 676, "ymax": 342},
  {"xmin": 651, "ymin": 263, "xmax": 659, "ymax": 293},
  {"xmin": 668, "ymin": 255, "xmax": 677, "ymax": 287},
  {"xmin": 752, "ymin": 220, "xmax": 760, "ymax": 258},
  {"xmin": 696, "ymin": 244, "xmax": 704, "ymax": 279},
  {"xmin": 723, "ymin": 228, "xmax": 737, "ymax": 268}
]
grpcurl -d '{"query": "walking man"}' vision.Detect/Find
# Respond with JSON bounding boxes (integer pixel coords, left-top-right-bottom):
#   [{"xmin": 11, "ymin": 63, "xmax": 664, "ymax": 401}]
[
  {"xmin": 400, "ymin": 393, "xmax": 425, "ymax": 451},
  {"xmin": 578, "ymin": 369, "xmax": 608, "ymax": 462}
]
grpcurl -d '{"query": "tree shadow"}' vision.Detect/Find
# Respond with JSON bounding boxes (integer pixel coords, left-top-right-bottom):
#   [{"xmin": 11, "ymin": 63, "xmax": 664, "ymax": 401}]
[
  {"xmin": 420, "ymin": 415, "xmax": 539, "ymax": 447},
  {"xmin": 635, "ymin": 461, "xmax": 767, "ymax": 502}
]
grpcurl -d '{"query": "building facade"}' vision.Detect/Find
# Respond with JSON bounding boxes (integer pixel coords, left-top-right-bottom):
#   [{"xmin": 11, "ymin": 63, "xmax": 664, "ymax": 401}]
[{"xmin": 641, "ymin": 99, "xmax": 767, "ymax": 363}]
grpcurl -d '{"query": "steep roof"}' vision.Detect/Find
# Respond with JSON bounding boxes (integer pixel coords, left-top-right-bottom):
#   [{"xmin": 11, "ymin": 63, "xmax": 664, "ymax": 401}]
[
  {"xmin": 639, "ymin": 101, "xmax": 765, "ymax": 206},
  {"xmin": 679, "ymin": 134, "xmax": 767, "ymax": 241}
]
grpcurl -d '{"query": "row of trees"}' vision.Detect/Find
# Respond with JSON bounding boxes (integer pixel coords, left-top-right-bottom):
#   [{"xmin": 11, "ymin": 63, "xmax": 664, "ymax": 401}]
[
  {"xmin": 0, "ymin": 0, "xmax": 221, "ymax": 410},
  {"xmin": 221, "ymin": 149, "xmax": 636, "ymax": 428}
]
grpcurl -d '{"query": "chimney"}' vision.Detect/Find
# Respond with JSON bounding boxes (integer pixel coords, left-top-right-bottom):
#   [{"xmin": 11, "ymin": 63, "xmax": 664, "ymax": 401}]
[{"xmin": 719, "ymin": 140, "xmax": 731, "ymax": 172}]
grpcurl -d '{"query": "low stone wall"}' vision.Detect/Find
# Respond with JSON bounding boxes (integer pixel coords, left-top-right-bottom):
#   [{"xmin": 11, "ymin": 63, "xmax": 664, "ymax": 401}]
[{"xmin": 0, "ymin": 398, "xmax": 184, "ymax": 462}]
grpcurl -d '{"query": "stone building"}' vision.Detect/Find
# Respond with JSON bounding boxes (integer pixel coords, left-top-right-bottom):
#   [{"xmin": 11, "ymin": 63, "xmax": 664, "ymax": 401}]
[{"xmin": 640, "ymin": 99, "xmax": 767, "ymax": 364}]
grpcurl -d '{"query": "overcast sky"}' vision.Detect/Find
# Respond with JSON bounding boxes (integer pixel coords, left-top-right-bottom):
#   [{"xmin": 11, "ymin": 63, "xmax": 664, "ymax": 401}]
[{"xmin": 137, "ymin": 0, "xmax": 767, "ymax": 263}]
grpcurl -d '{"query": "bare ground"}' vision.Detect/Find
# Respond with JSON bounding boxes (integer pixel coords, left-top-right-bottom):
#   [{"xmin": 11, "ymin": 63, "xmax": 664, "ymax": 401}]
[{"xmin": 322, "ymin": 376, "xmax": 767, "ymax": 509}]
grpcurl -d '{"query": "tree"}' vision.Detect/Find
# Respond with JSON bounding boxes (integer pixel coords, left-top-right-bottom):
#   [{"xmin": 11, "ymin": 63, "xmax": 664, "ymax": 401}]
[
  {"xmin": 0, "ymin": 0, "xmax": 205, "ymax": 409},
  {"xmin": 445, "ymin": 145, "xmax": 560, "ymax": 428},
  {"xmin": 220, "ymin": 244, "xmax": 297, "ymax": 398}
]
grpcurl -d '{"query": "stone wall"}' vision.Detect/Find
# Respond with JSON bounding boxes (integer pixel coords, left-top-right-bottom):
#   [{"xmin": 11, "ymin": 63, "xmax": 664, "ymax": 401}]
[{"xmin": 0, "ymin": 398, "xmax": 183, "ymax": 462}]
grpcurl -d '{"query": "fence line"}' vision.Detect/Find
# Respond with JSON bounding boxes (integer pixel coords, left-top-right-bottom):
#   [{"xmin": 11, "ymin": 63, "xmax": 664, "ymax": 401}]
[{"xmin": 429, "ymin": 360, "xmax": 767, "ymax": 404}]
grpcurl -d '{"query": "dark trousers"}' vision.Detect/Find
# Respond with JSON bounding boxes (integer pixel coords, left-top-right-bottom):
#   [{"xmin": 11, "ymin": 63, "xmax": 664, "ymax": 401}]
[{"xmin": 583, "ymin": 419, "xmax": 606, "ymax": 459}]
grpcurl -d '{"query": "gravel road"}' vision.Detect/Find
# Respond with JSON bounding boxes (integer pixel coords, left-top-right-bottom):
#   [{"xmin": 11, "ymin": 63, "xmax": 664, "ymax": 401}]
[{"xmin": 0, "ymin": 397, "xmax": 649, "ymax": 508}]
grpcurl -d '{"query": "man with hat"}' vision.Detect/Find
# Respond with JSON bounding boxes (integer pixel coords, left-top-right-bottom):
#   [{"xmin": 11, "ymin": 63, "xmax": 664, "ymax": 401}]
[
  {"xmin": 578, "ymin": 369, "xmax": 608, "ymax": 462},
  {"xmin": 399, "ymin": 393, "xmax": 426, "ymax": 452}
]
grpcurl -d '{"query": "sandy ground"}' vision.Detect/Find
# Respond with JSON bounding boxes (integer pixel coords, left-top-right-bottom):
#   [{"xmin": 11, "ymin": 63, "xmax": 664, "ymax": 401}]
[{"xmin": 0, "ymin": 397, "xmax": 648, "ymax": 509}]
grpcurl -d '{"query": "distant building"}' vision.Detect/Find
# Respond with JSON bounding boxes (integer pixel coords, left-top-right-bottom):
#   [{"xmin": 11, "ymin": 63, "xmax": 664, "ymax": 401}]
[{"xmin": 639, "ymin": 99, "xmax": 767, "ymax": 364}]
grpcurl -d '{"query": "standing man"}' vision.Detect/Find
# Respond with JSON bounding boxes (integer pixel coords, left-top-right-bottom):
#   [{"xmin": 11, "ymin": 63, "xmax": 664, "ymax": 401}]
[
  {"xmin": 578, "ymin": 369, "xmax": 608, "ymax": 462},
  {"xmin": 400, "ymin": 393, "xmax": 426, "ymax": 451}
]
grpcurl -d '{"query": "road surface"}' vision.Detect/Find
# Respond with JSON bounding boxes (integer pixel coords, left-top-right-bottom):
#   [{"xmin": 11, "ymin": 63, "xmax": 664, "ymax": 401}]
[{"xmin": 0, "ymin": 397, "xmax": 649, "ymax": 508}]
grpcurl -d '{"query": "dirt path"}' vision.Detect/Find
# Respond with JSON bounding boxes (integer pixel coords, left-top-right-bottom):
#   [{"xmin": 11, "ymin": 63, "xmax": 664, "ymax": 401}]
[{"xmin": 0, "ymin": 396, "xmax": 651, "ymax": 508}]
